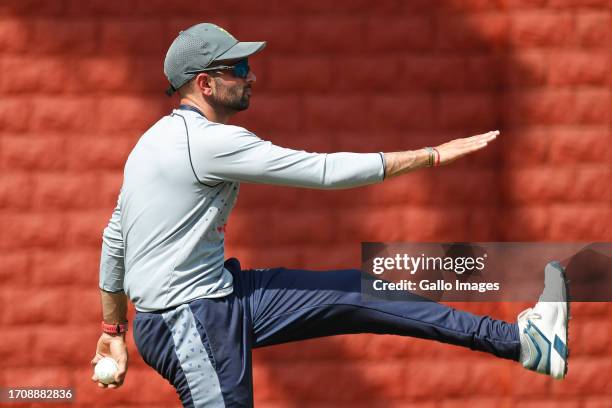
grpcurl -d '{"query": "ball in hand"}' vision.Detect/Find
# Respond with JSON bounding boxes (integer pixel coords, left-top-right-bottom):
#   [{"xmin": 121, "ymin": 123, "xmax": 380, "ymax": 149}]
[{"xmin": 94, "ymin": 357, "xmax": 119, "ymax": 385}]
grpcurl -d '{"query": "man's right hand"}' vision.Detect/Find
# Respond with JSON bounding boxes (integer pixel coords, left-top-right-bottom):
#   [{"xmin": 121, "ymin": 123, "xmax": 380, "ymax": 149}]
[{"xmin": 90, "ymin": 333, "xmax": 128, "ymax": 388}]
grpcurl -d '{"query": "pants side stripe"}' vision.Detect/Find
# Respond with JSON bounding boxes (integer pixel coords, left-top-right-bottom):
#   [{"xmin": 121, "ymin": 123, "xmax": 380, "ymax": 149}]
[{"xmin": 163, "ymin": 304, "xmax": 225, "ymax": 408}]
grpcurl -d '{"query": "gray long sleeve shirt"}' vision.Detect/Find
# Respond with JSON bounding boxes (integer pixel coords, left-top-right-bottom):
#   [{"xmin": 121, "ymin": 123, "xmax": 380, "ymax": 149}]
[{"xmin": 100, "ymin": 107, "xmax": 385, "ymax": 312}]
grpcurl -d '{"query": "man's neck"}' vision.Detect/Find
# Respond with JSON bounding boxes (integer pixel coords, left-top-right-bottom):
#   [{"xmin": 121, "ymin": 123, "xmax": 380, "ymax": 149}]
[{"xmin": 178, "ymin": 96, "xmax": 232, "ymax": 124}]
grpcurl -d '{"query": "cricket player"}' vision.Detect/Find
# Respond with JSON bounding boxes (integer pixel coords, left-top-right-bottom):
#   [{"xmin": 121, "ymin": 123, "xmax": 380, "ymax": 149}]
[{"xmin": 91, "ymin": 23, "xmax": 570, "ymax": 407}]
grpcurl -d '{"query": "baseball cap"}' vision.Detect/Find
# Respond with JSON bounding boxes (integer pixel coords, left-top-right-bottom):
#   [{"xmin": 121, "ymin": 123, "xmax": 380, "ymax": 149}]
[{"xmin": 164, "ymin": 23, "xmax": 266, "ymax": 95}]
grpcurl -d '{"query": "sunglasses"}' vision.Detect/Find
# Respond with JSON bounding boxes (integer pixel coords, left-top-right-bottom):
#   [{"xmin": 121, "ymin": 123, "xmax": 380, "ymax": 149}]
[{"xmin": 197, "ymin": 59, "xmax": 250, "ymax": 79}]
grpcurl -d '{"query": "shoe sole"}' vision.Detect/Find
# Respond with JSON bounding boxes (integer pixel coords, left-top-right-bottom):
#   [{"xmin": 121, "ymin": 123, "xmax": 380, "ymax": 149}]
[
  {"xmin": 549, "ymin": 261, "xmax": 570, "ymax": 379},
  {"xmin": 563, "ymin": 263, "xmax": 570, "ymax": 378}
]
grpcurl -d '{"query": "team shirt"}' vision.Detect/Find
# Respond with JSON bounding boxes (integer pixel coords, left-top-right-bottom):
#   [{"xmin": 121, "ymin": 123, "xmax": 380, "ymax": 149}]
[{"xmin": 99, "ymin": 105, "xmax": 386, "ymax": 312}]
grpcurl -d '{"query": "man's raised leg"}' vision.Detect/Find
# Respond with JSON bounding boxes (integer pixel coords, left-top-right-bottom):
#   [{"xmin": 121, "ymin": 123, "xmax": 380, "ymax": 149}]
[{"xmin": 230, "ymin": 261, "xmax": 520, "ymax": 360}]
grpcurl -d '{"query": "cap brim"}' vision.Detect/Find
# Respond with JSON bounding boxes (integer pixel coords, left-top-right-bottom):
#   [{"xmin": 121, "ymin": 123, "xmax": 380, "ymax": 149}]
[{"xmin": 216, "ymin": 41, "xmax": 267, "ymax": 62}]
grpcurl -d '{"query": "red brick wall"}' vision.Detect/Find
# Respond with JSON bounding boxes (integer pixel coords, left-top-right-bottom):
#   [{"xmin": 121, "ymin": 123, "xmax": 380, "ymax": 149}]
[{"xmin": 1, "ymin": 1, "xmax": 610, "ymax": 407}]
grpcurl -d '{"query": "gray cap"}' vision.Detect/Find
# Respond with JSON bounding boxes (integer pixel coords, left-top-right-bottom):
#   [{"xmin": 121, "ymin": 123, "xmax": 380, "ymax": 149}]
[{"xmin": 164, "ymin": 23, "xmax": 266, "ymax": 95}]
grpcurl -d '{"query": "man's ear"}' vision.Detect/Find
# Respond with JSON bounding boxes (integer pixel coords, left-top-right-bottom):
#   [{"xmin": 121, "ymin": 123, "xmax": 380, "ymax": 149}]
[{"xmin": 194, "ymin": 73, "xmax": 214, "ymax": 97}]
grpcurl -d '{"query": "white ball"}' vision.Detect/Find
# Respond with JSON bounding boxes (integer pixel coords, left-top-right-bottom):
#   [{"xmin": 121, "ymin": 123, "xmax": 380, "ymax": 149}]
[{"xmin": 95, "ymin": 357, "xmax": 118, "ymax": 385}]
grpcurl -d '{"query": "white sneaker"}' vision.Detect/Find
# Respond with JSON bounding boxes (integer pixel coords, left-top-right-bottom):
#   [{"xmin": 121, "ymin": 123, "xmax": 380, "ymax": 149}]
[{"xmin": 517, "ymin": 261, "xmax": 570, "ymax": 380}]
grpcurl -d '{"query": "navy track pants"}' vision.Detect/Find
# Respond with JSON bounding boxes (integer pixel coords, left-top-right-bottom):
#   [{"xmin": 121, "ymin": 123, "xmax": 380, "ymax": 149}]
[{"xmin": 133, "ymin": 258, "xmax": 520, "ymax": 407}]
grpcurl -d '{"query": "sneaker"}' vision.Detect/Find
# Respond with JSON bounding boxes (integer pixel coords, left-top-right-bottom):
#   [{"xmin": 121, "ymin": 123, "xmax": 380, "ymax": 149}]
[{"xmin": 517, "ymin": 261, "xmax": 570, "ymax": 380}]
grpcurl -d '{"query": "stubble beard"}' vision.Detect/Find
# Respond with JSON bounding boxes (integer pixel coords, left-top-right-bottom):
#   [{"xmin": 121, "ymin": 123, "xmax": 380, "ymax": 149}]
[{"xmin": 210, "ymin": 79, "xmax": 250, "ymax": 113}]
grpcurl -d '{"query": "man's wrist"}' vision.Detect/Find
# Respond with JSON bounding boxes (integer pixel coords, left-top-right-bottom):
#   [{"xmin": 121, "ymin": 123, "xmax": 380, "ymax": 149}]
[
  {"xmin": 102, "ymin": 331, "xmax": 126, "ymax": 339},
  {"xmin": 423, "ymin": 147, "xmax": 440, "ymax": 167}
]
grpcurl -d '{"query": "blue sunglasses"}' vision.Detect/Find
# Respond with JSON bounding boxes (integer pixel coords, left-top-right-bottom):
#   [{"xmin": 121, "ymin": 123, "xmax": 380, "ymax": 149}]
[
  {"xmin": 167, "ymin": 59, "xmax": 251, "ymax": 96},
  {"xmin": 199, "ymin": 59, "xmax": 250, "ymax": 79}
]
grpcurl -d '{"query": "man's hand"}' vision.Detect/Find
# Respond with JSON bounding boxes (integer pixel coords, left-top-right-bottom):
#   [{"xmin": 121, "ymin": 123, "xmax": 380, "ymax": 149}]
[
  {"xmin": 383, "ymin": 130, "xmax": 499, "ymax": 178},
  {"xmin": 91, "ymin": 333, "xmax": 128, "ymax": 388},
  {"xmin": 434, "ymin": 130, "xmax": 499, "ymax": 166}
]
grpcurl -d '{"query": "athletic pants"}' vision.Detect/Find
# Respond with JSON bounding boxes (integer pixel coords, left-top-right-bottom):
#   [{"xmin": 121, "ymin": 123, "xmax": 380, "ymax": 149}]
[{"xmin": 133, "ymin": 258, "xmax": 520, "ymax": 407}]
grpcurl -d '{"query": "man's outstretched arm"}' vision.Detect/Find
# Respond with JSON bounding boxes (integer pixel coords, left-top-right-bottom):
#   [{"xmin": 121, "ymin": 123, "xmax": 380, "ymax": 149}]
[{"xmin": 191, "ymin": 123, "xmax": 499, "ymax": 189}]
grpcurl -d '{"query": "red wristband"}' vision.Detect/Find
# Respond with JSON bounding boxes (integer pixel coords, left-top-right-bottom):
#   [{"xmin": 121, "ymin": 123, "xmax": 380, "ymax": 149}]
[
  {"xmin": 102, "ymin": 321, "xmax": 129, "ymax": 334},
  {"xmin": 432, "ymin": 147, "xmax": 441, "ymax": 166}
]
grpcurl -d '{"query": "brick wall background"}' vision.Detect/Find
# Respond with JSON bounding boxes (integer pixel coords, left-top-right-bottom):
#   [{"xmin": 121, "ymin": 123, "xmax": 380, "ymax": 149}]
[{"xmin": 0, "ymin": 0, "xmax": 610, "ymax": 407}]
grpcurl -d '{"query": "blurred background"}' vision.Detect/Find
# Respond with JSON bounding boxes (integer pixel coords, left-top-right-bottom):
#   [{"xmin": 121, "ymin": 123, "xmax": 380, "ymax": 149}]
[{"xmin": 0, "ymin": 0, "xmax": 610, "ymax": 406}]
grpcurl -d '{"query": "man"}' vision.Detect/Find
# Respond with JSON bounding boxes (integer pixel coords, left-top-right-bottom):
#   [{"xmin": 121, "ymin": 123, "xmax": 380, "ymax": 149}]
[{"xmin": 91, "ymin": 23, "xmax": 569, "ymax": 407}]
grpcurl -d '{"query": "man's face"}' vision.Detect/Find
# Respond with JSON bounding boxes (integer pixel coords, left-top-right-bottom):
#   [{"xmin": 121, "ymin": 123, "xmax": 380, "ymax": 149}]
[{"xmin": 208, "ymin": 60, "xmax": 256, "ymax": 112}]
